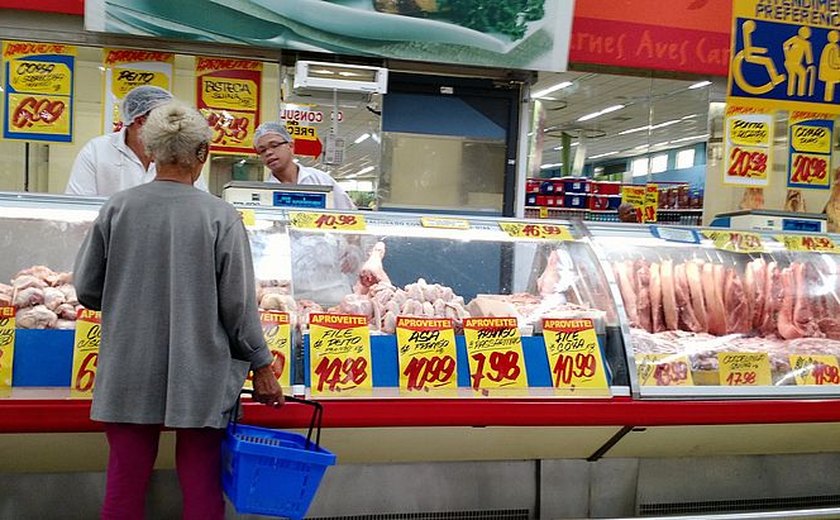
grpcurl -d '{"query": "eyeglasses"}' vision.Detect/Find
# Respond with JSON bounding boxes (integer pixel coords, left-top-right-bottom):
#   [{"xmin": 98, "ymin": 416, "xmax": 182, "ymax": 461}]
[{"xmin": 256, "ymin": 141, "xmax": 290, "ymax": 155}]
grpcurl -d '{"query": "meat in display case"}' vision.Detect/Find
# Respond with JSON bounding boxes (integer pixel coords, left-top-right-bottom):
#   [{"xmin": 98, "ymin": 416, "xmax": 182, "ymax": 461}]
[{"xmin": 587, "ymin": 223, "xmax": 840, "ymax": 397}]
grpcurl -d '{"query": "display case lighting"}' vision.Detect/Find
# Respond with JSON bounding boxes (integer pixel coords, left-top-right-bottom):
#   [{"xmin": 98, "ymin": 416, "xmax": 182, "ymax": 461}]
[
  {"xmin": 577, "ymin": 104, "xmax": 625, "ymax": 122},
  {"xmin": 532, "ymin": 81, "xmax": 573, "ymax": 99},
  {"xmin": 688, "ymin": 80, "xmax": 712, "ymax": 89},
  {"xmin": 354, "ymin": 133, "xmax": 371, "ymax": 144}
]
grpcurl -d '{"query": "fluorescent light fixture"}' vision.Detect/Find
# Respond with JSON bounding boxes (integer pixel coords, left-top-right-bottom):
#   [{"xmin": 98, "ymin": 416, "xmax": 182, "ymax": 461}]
[
  {"xmin": 669, "ymin": 133, "xmax": 710, "ymax": 144},
  {"xmin": 653, "ymin": 141, "xmax": 671, "ymax": 148},
  {"xmin": 532, "ymin": 81, "xmax": 573, "ymax": 99},
  {"xmin": 688, "ymin": 80, "xmax": 712, "ymax": 89},
  {"xmin": 354, "ymin": 133, "xmax": 371, "ymax": 144},
  {"xmin": 312, "ymin": 68, "xmax": 335, "ymax": 75},
  {"xmin": 356, "ymin": 166, "xmax": 375, "ymax": 176},
  {"xmin": 588, "ymin": 151, "xmax": 619, "ymax": 160},
  {"xmin": 618, "ymin": 125, "xmax": 650, "ymax": 136},
  {"xmin": 651, "ymin": 119, "xmax": 679, "ymax": 130},
  {"xmin": 577, "ymin": 104, "xmax": 625, "ymax": 122},
  {"xmin": 371, "ymin": 133, "xmax": 381, "ymax": 143},
  {"xmin": 338, "ymin": 71, "xmax": 359, "ymax": 77},
  {"xmin": 680, "ymin": 113, "xmax": 698, "ymax": 120},
  {"xmin": 552, "ymin": 142, "xmax": 579, "ymax": 150},
  {"xmin": 540, "ymin": 162, "xmax": 563, "ymax": 169}
]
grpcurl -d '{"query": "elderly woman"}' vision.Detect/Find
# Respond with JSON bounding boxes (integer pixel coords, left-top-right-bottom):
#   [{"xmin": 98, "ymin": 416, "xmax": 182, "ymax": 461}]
[{"xmin": 74, "ymin": 101, "xmax": 282, "ymax": 520}]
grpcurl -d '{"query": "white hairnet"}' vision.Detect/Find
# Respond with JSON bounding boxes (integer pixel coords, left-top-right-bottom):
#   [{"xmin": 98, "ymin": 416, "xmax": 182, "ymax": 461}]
[
  {"xmin": 254, "ymin": 121, "xmax": 292, "ymax": 144},
  {"xmin": 121, "ymin": 86, "xmax": 173, "ymax": 125}
]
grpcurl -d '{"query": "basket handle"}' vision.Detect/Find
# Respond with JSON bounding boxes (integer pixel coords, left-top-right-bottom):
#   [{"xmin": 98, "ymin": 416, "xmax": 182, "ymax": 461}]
[{"xmin": 231, "ymin": 389, "xmax": 324, "ymax": 451}]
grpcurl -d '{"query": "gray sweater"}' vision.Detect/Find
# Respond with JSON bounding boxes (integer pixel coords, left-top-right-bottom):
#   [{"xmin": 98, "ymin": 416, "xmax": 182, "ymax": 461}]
[{"xmin": 74, "ymin": 181, "xmax": 273, "ymax": 428}]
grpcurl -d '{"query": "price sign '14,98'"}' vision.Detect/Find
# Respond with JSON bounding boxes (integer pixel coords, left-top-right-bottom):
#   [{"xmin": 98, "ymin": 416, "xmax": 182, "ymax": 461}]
[{"xmin": 309, "ymin": 313, "xmax": 372, "ymax": 396}]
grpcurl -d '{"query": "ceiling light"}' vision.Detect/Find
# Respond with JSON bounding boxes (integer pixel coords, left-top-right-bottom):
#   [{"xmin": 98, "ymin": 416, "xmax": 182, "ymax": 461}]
[
  {"xmin": 312, "ymin": 68, "xmax": 335, "ymax": 75},
  {"xmin": 588, "ymin": 151, "xmax": 619, "ymax": 160},
  {"xmin": 578, "ymin": 104, "xmax": 625, "ymax": 122},
  {"xmin": 356, "ymin": 166, "xmax": 375, "ymax": 175},
  {"xmin": 354, "ymin": 133, "xmax": 371, "ymax": 144},
  {"xmin": 540, "ymin": 162, "xmax": 563, "ymax": 169},
  {"xmin": 688, "ymin": 80, "xmax": 712, "ymax": 90},
  {"xmin": 680, "ymin": 113, "xmax": 699, "ymax": 120},
  {"xmin": 532, "ymin": 81, "xmax": 573, "ymax": 99},
  {"xmin": 552, "ymin": 142, "xmax": 579, "ymax": 150},
  {"xmin": 338, "ymin": 71, "xmax": 359, "ymax": 77},
  {"xmin": 618, "ymin": 125, "xmax": 650, "ymax": 136},
  {"xmin": 651, "ymin": 120, "xmax": 679, "ymax": 130},
  {"xmin": 371, "ymin": 133, "xmax": 381, "ymax": 143},
  {"xmin": 669, "ymin": 134, "xmax": 710, "ymax": 144}
]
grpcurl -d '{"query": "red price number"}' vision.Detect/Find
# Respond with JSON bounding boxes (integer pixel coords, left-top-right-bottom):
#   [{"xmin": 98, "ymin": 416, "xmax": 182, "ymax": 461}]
[
  {"xmin": 521, "ymin": 224, "xmax": 540, "ymax": 237},
  {"xmin": 653, "ymin": 361, "xmax": 689, "ymax": 386},
  {"xmin": 403, "ymin": 355, "xmax": 456, "ymax": 391},
  {"xmin": 553, "ymin": 353, "xmax": 597, "ymax": 386},
  {"xmin": 314, "ymin": 356, "xmax": 368, "ymax": 392},
  {"xmin": 12, "ymin": 97, "xmax": 66, "ymax": 129},
  {"xmin": 728, "ymin": 147, "xmax": 767, "ymax": 177},
  {"xmin": 729, "ymin": 232, "xmax": 761, "ymax": 251},
  {"xmin": 74, "ymin": 352, "xmax": 98, "ymax": 393},
  {"xmin": 204, "ymin": 111, "xmax": 250, "ymax": 145},
  {"xmin": 791, "ymin": 155, "xmax": 828, "ymax": 184},
  {"xmin": 471, "ymin": 351, "xmax": 521, "ymax": 389},
  {"xmin": 644, "ymin": 205, "xmax": 656, "ymax": 222},
  {"xmin": 725, "ymin": 371, "xmax": 757, "ymax": 385},
  {"xmin": 246, "ymin": 350, "xmax": 286, "ymax": 383},
  {"xmin": 315, "ymin": 214, "xmax": 358, "ymax": 228},
  {"xmin": 541, "ymin": 225, "xmax": 563, "ymax": 236},
  {"xmin": 813, "ymin": 362, "xmax": 840, "ymax": 385},
  {"xmin": 801, "ymin": 236, "xmax": 833, "ymax": 251}
]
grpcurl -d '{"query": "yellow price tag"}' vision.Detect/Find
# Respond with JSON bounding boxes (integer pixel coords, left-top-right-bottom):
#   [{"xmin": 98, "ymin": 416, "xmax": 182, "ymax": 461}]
[
  {"xmin": 396, "ymin": 317, "xmax": 458, "ymax": 395},
  {"xmin": 309, "ymin": 313, "xmax": 372, "ymax": 396},
  {"xmin": 718, "ymin": 352, "xmax": 772, "ymax": 386},
  {"xmin": 420, "ymin": 217, "xmax": 470, "ymax": 230},
  {"xmin": 643, "ymin": 184, "xmax": 658, "ymax": 223},
  {"xmin": 543, "ymin": 318, "xmax": 609, "ymax": 393},
  {"xmin": 290, "ymin": 212, "xmax": 366, "ymax": 232},
  {"xmin": 0, "ymin": 307, "xmax": 16, "ymax": 389},
  {"xmin": 702, "ymin": 230, "xmax": 765, "ymax": 253},
  {"xmin": 463, "ymin": 317, "xmax": 527, "ymax": 394},
  {"xmin": 539, "ymin": 206, "xmax": 549, "ymax": 219},
  {"xmin": 244, "ymin": 311, "xmax": 292, "ymax": 390},
  {"xmin": 71, "ymin": 309, "xmax": 101, "ymax": 398},
  {"xmin": 238, "ymin": 209, "xmax": 256, "ymax": 227},
  {"xmin": 636, "ymin": 354, "xmax": 694, "ymax": 387},
  {"xmin": 789, "ymin": 355, "xmax": 840, "ymax": 386},
  {"xmin": 499, "ymin": 222, "xmax": 574, "ymax": 241},
  {"xmin": 775, "ymin": 234, "xmax": 840, "ymax": 254}
]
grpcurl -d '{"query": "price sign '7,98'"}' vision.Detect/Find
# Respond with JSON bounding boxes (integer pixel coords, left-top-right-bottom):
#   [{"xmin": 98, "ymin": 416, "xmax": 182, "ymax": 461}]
[
  {"xmin": 309, "ymin": 313, "xmax": 372, "ymax": 397},
  {"xmin": 542, "ymin": 318, "xmax": 609, "ymax": 395},
  {"xmin": 71, "ymin": 308, "xmax": 101, "ymax": 398},
  {"xmin": 463, "ymin": 317, "xmax": 527, "ymax": 395}
]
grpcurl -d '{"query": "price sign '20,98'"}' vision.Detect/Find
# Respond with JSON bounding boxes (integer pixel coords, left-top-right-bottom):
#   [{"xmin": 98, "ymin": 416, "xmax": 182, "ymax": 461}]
[
  {"xmin": 542, "ymin": 318, "xmax": 609, "ymax": 395},
  {"xmin": 309, "ymin": 313, "xmax": 372, "ymax": 397}
]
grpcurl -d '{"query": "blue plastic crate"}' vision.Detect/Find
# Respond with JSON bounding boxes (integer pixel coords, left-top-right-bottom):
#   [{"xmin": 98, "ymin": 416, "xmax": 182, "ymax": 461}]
[
  {"xmin": 222, "ymin": 423, "xmax": 336, "ymax": 519},
  {"xmin": 13, "ymin": 329, "xmax": 74, "ymax": 387}
]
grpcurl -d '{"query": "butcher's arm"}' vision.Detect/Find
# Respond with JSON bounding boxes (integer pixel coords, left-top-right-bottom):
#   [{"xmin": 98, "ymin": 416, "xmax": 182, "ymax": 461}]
[
  {"xmin": 65, "ymin": 143, "xmax": 98, "ymax": 196},
  {"xmin": 331, "ymin": 181, "xmax": 357, "ymax": 210},
  {"xmin": 73, "ymin": 218, "xmax": 107, "ymax": 310},
  {"xmin": 216, "ymin": 219, "xmax": 273, "ymax": 369}
]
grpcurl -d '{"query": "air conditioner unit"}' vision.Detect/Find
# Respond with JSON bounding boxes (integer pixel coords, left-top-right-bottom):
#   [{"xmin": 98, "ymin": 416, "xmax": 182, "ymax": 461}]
[{"xmin": 294, "ymin": 61, "xmax": 388, "ymax": 94}]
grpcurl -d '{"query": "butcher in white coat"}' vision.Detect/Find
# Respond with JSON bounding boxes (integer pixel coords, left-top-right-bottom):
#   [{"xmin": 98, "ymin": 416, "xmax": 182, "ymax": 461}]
[{"xmin": 65, "ymin": 86, "xmax": 208, "ymax": 196}]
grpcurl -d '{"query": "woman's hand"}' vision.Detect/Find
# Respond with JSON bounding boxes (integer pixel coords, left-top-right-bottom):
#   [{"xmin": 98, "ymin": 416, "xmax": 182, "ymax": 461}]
[{"xmin": 252, "ymin": 365, "xmax": 284, "ymax": 407}]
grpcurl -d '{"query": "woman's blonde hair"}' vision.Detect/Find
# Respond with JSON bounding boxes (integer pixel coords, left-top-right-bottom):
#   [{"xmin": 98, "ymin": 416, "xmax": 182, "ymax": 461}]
[{"xmin": 140, "ymin": 101, "xmax": 212, "ymax": 167}]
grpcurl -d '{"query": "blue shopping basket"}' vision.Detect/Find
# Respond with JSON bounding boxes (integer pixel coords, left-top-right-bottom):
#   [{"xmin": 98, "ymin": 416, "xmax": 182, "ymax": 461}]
[{"xmin": 222, "ymin": 391, "xmax": 336, "ymax": 520}]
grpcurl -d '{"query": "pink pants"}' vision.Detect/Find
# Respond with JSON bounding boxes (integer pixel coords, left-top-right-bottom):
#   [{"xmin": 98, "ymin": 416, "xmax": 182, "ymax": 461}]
[{"xmin": 101, "ymin": 423, "xmax": 226, "ymax": 520}]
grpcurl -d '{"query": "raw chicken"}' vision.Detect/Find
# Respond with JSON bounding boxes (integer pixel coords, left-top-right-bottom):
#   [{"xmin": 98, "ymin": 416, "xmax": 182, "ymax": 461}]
[
  {"xmin": 739, "ymin": 187, "xmax": 765, "ymax": 210},
  {"xmin": 43, "ymin": 287, "xmax": 66, "ymax": 311},
  {"xmin": 16, "ymin": 305, "xmax": 58, "ymax": 329},
  {"xmin": 356, "ymin": 242, "xmax": 391, "ymax": 295},
  {"xmin": 13, "ymin": 287, "xmax": 44, "ymax": 308},
  {"xmin": 12, "ymin": 275, "xmax": 46, "ymax": 291}
]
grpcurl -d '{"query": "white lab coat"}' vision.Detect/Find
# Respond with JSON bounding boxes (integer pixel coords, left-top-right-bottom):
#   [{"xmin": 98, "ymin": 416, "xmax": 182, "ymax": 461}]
[
  {"xmin": 266, "ymin": 164, "xmax": 356, "ymax": 210},
  {"xmin": 65, "ymin": 129, "xmax": 208, "ymax": 196}
]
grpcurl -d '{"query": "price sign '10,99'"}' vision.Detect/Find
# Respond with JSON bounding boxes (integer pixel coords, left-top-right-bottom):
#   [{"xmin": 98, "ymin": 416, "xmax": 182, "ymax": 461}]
[
  {"xmin": 71, "ymin": 308, "xmax": 101, "ymax": 398},
  {"xmin": 542, "ymin": 318, "xmax": 609, "ymax": 395},
  {"xmin": 309, "ymin": 313, "xmax": 372, "ymax": 397},
  {"xmin": 396, "ymin": 317, "xmax": 458, "ymax": 395}
]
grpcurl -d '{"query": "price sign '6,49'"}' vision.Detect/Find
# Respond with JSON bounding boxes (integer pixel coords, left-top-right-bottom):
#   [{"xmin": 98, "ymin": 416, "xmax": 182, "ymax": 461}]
[
  {"xmin": 542, "ymin": 318, "xmax": 609, "ymax": 395},
  {"xmin": 396, "ymin": 317, "xmax": 458, "ymax": 395},
  {"xmin": 71, "ymin": 308, "xmax": 101, "ymax": 398},
  {"xmin": 309, "ymin": 313, "xmax": 372, "ymax": 397}
]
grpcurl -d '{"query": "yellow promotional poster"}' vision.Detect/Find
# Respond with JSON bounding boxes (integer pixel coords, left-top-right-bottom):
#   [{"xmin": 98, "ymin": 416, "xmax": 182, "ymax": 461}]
[
  {"xmin": 636, "ymin": 354, "xmax": 694, "ymax": 387},
  {"xmin": 499, "ymin": 222, "xmax": 574, "ymax": 241},
  {"xmin": 718, "ymin": 352, "xmax": 772, "ymax": 386},
  {"xmin": 643, "ymin": 183, "xmax": 659, "ymax": 223},
  {"xmin": 728, "ymin": 1, "xmax": 840, "ymax": 115},
  {"xmin": 289, "ymin": 211, "xmax": 366, "ymax": 232},
  {"xmin": 702, "ymin": 230, "xmax": 765, "ymax": 254},
  {"xmin": 542, "ymin": 318, "xmax": 609, "ymax": 394},
  {"xmin": 723, "ymin": 105, "xmax": 772, "ymax": 187},
  {"xmin": 789, "ymin": 354, "xmax": 840, "ymax": 385},
  {"xmin": 621, "ymin": 185, "xmax": 646, "ymax": 222},
  {"xmin": 463, "ymin": 317, "xmax": 527, "ymax": 394},
  {"xmin": 103, "ymin": 49, "xmax": 174, "ymax": 133},
  {"xmin": 244, "ymin": 311, "xmax": 292, "ymax": 390},
  {"xmin": 309, "ymin": 313, "xmax": 372, "ymax": 396},
  {"xmin": 71, "ymin": 309, "xmax": 101, "ymax": 398},
  {"xmin": 775, "ymin": 234, "xmax": 840, "ymax": 253},
  {"xmin": 396, "ymin": 317, "xmax": 458, "ymax": 394},
  {"xmin": 787, "ymin": 112, "xmax": 833, "ymax": 190},
  {"xmin": 196, "ymin": 57, "xmax": 262, "ymax": 155},
  {"xmin": 0, "ymin": 307, "xmax": 15, "ymax": 390},
  {"xmin": 286, "ymin": 120, "xmax": 319, "ymax": 141},
  {"xmin": 3, "ymin": 41, "xmax": 75, "ymax": 143}
]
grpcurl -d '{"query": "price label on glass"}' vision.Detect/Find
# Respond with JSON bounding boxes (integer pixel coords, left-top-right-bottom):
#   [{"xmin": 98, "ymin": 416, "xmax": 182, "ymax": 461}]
[
  {"xmin": 643, "ymin": 183, "xmax": 658, "ymax": 223},
  {"xmin": 309, "ymin": 313, "xmax": 372, "ymax": 396},
  {"xmin": 775, "ymin": 235, "xmax": 840, "ymax": 254},
  {"xmin": 396, "ymin": 317, "xmax": 458, "ymax": 394},
  {"xmin": 238, "ymin": 209, "xmax": 256, "ymax": 227},
  {"xmin": 789, "ymin": 355, "xmax": 840, "ymax": 385},
  {"xmin": 499, "ymin": 222, "xmax": 574, "ymax": 241},
  {"xmin": 71, "ymin": 308, "xmax": 101, "ymax": 398},
  {"xmin": 244, "ymin": 311, "xmax": 292, "ymax": 391},
  {"xmin": 290, "ymin": 211, "xmax": 366, "ymax": 231},
  {"xmin": 702, "ymin": 230, "xmax": 765, "ymax": 254},
  {"xmin": 636, "ymin": 354, "xmax": 694, "ymax": 387},
  {"xmin": 0, "ymin": 306, "xmax": 15, "ymax": 389},
  {"xmin": 463, "ymin": 317, "xmax": 527, "ymax": 393},
  {"xmin": 542, "ymin": 318, "xmax": 609, "ymax": 393},
  {"xmin": 420, "ymin": 217, "xmax": 470, "ymax": 230},
  {"xmin": 718, "ymin": 352, "xmax": 771, "ymax": 386}
]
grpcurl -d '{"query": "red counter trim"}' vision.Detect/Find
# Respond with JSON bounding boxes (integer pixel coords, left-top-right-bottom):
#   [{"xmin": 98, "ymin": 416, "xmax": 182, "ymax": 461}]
[
  {"xmin": 4, "ymin": 398, "xmax": 840, "ymax": 433},
  {"xmin": 0, "ymin": 1, "xmax": 84, "ymax": 15}
]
